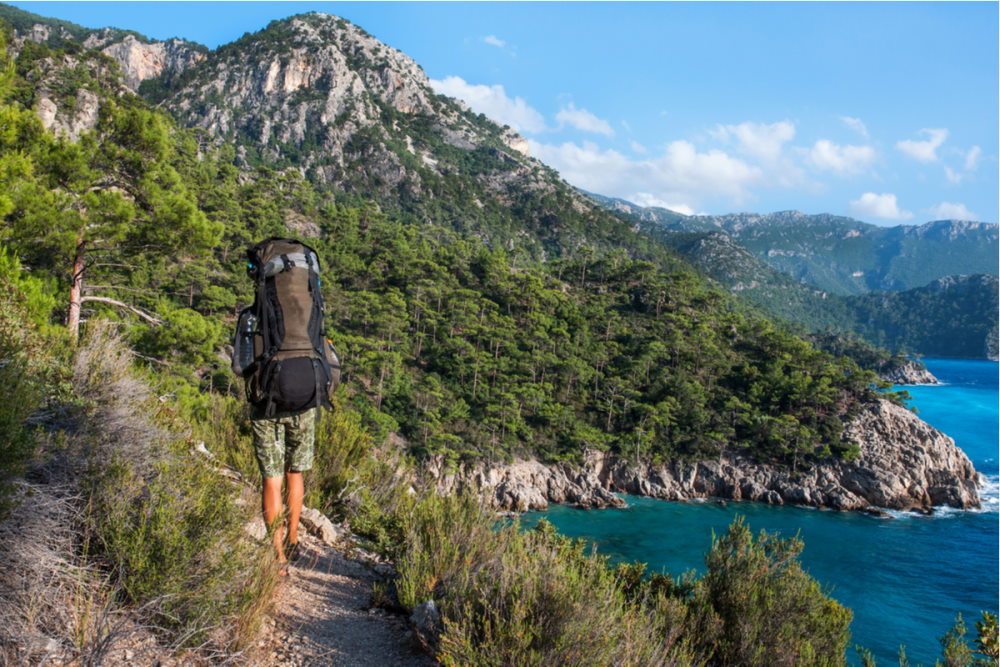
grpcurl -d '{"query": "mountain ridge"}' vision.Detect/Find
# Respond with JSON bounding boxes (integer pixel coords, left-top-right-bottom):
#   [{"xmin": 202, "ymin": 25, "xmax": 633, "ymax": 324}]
[{"xmin": 591, "ymin": 193, "xmax": 998, "ymax": 295}]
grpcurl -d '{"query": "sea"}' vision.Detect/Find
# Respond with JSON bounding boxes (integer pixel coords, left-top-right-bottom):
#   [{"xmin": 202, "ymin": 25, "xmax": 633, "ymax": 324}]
[{"xmin": 520, "ymin": 358, "xmax": 999, "ymax": 665}]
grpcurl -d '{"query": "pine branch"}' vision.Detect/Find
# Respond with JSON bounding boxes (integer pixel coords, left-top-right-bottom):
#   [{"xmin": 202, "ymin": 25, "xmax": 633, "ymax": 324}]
[{"xmin": 81, "ymin": 296, "xmax": 162, "ymax": 325}]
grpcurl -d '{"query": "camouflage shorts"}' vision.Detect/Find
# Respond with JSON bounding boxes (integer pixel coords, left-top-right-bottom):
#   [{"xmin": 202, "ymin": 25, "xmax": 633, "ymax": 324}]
[{"xmin": 250, "ymin": 407, "xmax": 317, "ymax": 479}]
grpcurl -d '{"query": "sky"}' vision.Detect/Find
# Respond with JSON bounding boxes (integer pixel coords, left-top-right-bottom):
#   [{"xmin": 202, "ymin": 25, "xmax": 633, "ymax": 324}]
[{"xmin": 9, "ymin": 1, "xmax": 998, "ymax": 225}]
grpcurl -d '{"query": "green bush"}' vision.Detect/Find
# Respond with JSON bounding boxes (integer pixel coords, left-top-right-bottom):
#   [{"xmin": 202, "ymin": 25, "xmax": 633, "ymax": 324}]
[
  {"xmin": 84, "ymin": 454, "xmax": 271, "ymax": 642},
  {"xmin": 390, "ymin": 494, "xmax": 853, "ymax": 666},
  {"xmin": 396, "ymin": 492, "xmax": 694, "ymax": 666},
  {"xmin": 0, "ymin": 250, "xmax": 58, "ymax": 517},
  {"xmin": 686, "ymin": 516, "xmax": 851, "ymax": 666}
]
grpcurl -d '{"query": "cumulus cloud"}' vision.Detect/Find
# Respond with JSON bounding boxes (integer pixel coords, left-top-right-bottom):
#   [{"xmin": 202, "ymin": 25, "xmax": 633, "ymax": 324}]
[
  {"xmin": 710, "ymin": 120, "xmax": 795, "ymax": 161},
  {"xmin": 629, "ymin": 140, "xmax": 647, "ymax": 154},
  {"xmin": 806, "ymin": 139, "xmax": 877, "ymax": 174},
  {"xmin": 849, "ymin": 192, "xmax": 913, "ymax": 221},
  {"xmin": 482, "ymin": 35, "xmax": 506, "ymax": 48},
  {"xmin": 430, "ymin": 76, "xmax": 546, "ymax": 133},
  {"xmin": 928, "ymin": 201, "xmax": 976, "ymax": 220},
  {"xmin": 944, "ymin": 166, "xmax": 963, "ymax": 185},
  {"xmin": 840, "ymin": 116, "xmax": 869, "ymax": 138},
  {"xmin": 964, "ymin": 146, "xmax": 981, "ymax": 172},
  {"xmin": 896, "ymin": 128, "xmax": 949, "ymax": 163},
  {"xmin": 555, "ymin": 103, "xmax": 615, "ymax": 136},
  {"xmin": 630, "ymin": 193, "xmax": 695, "ymax": 215},
  {"xmin": 527, "ymin": 138, "xmax": 762, "ymax": 210}
]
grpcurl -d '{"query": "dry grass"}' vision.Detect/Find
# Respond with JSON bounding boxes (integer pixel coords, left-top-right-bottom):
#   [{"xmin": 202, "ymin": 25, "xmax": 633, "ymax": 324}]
[{"xmin": 0, "ymin": 320, "xmax": 279, "ymax": 665}]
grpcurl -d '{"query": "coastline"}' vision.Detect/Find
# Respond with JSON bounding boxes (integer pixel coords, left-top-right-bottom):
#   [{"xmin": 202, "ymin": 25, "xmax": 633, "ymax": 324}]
[{"xmin": 427, "ymin": 398, "xmax": 981, "ymax": 515}]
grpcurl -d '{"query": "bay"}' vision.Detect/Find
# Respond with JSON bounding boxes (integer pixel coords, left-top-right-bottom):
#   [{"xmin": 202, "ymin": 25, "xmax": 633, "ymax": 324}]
[{"xmin": 521, "ymin": 358, "xmax": 999, "ymax": 665}]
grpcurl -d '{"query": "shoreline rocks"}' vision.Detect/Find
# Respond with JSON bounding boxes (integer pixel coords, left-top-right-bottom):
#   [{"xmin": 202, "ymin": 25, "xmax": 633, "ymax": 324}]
[
  {"xmin": 879, "ymin": 360, "xmax": 939, "ymax": 385},
  {"xmin": 428, "ymin": 399, "xmax": 980, "ymax": 515}
]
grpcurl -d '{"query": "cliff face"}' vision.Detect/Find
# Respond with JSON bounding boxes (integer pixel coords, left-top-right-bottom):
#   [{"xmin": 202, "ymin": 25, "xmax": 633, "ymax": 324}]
[
  {"xmin": 430, "ymin": 399, "xmax": 981, "ymax": 514},
  {"xmin": 82, "ymin": 31, "xmax": 206, "ymax": 90}
]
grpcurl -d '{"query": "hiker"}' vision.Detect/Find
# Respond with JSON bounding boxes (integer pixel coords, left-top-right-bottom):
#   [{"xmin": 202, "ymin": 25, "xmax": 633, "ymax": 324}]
[{"xmin": 233, "ymin": 238, "xmax": 341, "ymax": 574}]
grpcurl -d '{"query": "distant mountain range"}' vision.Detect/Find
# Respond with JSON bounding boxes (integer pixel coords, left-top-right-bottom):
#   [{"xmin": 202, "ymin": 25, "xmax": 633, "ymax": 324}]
[
  {"xmin": 593, "ymin": 194, "xmax": 998, "ymax": 295},
  {"xmin": 591, "ymin": 194, "xmax": 998, "ymax": 358}
]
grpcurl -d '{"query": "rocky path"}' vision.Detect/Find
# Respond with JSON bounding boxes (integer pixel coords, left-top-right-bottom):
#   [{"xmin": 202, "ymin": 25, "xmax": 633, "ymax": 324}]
[{"xmin": 260, "ymin": 536, "xmax": 436, "ymax": 667}]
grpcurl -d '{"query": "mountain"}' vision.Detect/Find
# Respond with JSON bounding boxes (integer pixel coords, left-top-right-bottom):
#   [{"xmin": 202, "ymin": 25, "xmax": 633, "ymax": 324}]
[
  {"xmin": 594, "ymin": 194, "xmax": 999, "ymax": 295},
  {"xmin": 594, "ymin": 193, "xmax": 999, "ymax": 358},
  {"xmin": 134, "ymin": 13, "xmax": 671, "ymax": 263}
]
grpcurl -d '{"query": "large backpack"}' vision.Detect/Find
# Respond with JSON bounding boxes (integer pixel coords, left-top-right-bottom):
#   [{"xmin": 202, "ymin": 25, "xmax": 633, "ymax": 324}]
[{"xmin": 232, "ymin": 238, "xmax": 341, "ymax": 416}]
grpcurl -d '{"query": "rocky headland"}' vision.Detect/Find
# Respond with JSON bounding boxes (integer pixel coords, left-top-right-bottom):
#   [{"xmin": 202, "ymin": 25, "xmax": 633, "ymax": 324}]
[
  {"xmin": 428, "ymin": 399, "xmax": 981, "ymax": 515},
  {"xmin": 879, "ymin": 360, "xmax": 939, "ymax": 385}
]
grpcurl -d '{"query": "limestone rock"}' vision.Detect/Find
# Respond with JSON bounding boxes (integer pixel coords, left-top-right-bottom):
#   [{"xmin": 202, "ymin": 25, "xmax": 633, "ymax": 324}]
[
  {"xmin": 410, "ymin": 599, "xmax": 440, "ymax": 644},
  {"xmin": 429, "ymin": 399, "xmax": 980, "ymax": 514},
  {"xmin": 299, "ymin": 506, "xmax": 344, "ymax": 545},
  {"xmin": 880, "ymin": 360, "xmax": 939, "ymax": 385},
  {"xmin": 83, "ymin": 31, "xmax": 206, "ymax": 91}
]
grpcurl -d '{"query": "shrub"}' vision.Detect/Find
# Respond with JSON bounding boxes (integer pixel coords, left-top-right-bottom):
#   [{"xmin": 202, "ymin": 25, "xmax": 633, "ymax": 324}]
[
  {"xmin": 395, "ymin": 492, "xmax": 694, "ymax": 666},
  {"xmin": 686, "ymin": 516, "xmax": 852, "ymax": 666},
  {"xmin": 75, "ymin": 322, "xmax": 276, "ymax": 649},
  {"xmin": 0, "ymin": 250, "xmax": 56, "ymax": 517}
]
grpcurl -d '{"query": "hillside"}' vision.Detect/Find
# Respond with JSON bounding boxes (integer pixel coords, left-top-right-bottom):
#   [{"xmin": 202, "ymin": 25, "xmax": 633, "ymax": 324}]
[
  {"xmin": 595, "ymin": 194, "xmax": 999, "ymax": 358},
  {"xmin": 0, "ymin": 5, "xmax": 903, "ymax": 472}
]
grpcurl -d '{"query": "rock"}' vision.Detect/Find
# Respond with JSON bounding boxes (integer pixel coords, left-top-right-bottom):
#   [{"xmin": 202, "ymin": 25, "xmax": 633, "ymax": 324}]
[
  {"xmin": 82, "ymin": 31, "xmax": 206, "ymax": 90},
  {"xmin": 880, "ymin": 360, "xmax": 939, "ymax": 385},
  {"xmin": 299, "ymin": 507, "xmax": 344, "ymax": 545},
  {"xmin": 410, "ymin": 599, "xmax": 440, "ymax": 641},
  {"xmin": 427, "ymin": 399, "xmax": 981, "ymax": 515},
  {"xmin": 245, "ymin": 516, "xmax": 268, "ymax": 541}
]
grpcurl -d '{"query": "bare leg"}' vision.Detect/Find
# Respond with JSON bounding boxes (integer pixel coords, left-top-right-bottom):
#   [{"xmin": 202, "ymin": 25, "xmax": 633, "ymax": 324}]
[
  {"xmin": 262, "ymin": 475, "xmax": 286, "ymax": 566},
  {"xmin": 285, "ymin": 471, "xmax": 304, "ymax": 545}
]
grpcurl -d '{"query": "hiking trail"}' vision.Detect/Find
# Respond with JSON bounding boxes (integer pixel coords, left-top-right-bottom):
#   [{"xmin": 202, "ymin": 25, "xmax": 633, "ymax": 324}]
[{"xmin": 256, "ymin": 535, "xmax": 436, "ymax": 666}]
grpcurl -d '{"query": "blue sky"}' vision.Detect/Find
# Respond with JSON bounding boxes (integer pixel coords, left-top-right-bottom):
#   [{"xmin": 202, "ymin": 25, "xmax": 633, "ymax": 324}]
[{"xmin": 10, "ymin": 2, "xmax": 998, "ymax": 225}]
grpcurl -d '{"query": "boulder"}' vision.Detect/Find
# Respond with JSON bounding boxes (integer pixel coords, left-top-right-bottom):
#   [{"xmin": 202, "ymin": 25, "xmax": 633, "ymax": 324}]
[{"xmin": 299, "ymin": 507, "xmax": 345, "ymax": 545}]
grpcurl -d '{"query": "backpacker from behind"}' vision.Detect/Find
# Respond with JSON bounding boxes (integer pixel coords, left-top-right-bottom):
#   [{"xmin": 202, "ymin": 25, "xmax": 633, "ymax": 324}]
[{"xmin": 232, "ymin": 237, "xmax": 341, "ymax": 416}]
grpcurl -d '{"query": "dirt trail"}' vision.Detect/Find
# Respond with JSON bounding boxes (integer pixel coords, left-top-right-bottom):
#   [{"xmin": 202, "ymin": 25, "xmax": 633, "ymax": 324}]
[{"xmin": 260, "ymin": 536, "xmax": 436, "ymax": 667}]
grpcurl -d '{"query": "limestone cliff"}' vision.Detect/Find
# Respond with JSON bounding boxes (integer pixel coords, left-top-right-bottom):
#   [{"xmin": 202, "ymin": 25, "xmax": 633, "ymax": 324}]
[
  {"xmin": 430, "ymin": 399, "xmax": 981, "ymax": 514},
  {"xmin": 83, "ymin": 31, "xmax": 206, "ymax": 90}
]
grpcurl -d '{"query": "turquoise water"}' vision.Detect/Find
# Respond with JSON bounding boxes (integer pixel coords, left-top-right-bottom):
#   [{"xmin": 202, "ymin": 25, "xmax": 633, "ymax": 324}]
[{"xmin": 521, "ymin": 358, "xmax": 999, "ymax": 665}]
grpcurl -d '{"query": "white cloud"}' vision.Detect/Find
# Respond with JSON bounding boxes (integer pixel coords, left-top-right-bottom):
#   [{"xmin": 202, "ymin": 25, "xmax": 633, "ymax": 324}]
[
  {"xmin": 429, "ymin": 76, "xmax": 546, "ymax": 133},
  {"xmin": 849, "ymin": 192, "xmax": 913, "ymax": 221},
  {"xmin": 806, "ymin": 139, "xmax": 877, "ymax": 174},
  {"xmin": 840, "ymin": 116, "xmax": 869, "ymax": 139},
  {"xmin": 928, "ymin": 201, "xmax": 977, "ymax": 220},
  {"xmin": 527, "ymin": 138, "xmax": 763, "ymax": 209},
  {"xmin": 482, "ymin": 35, "xmax": 505, "ymax": 48},
  {"xmin": 896, "ymin": 128, "xmax": 949, "ymax": 163},
  {"xmin": 944, "ymin": 166, "xmax": 963, "ymax": 184},
  {"xmin": 555, "ymin": 103, "xmax": 615, "ymax": 136},
  {"xmin": 629, "ymin": 140, "xmax": 647, "ymax": 154},
  {"xmin": 630, "ymin": 193, "xmax": 695, "ymax": 215},
  {"xmin": 711, "ymin": 120, "xmax": 795, "ymax": 161},
  {"xmin": 964, "ymin": 146, "xmax": 981, "ymax": 172}
]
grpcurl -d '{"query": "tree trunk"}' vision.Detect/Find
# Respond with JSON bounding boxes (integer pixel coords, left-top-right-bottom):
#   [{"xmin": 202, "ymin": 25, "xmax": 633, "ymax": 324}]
[{"xmin": 68, "ymin": 233, "xmax": 85, "ymax": 342}]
